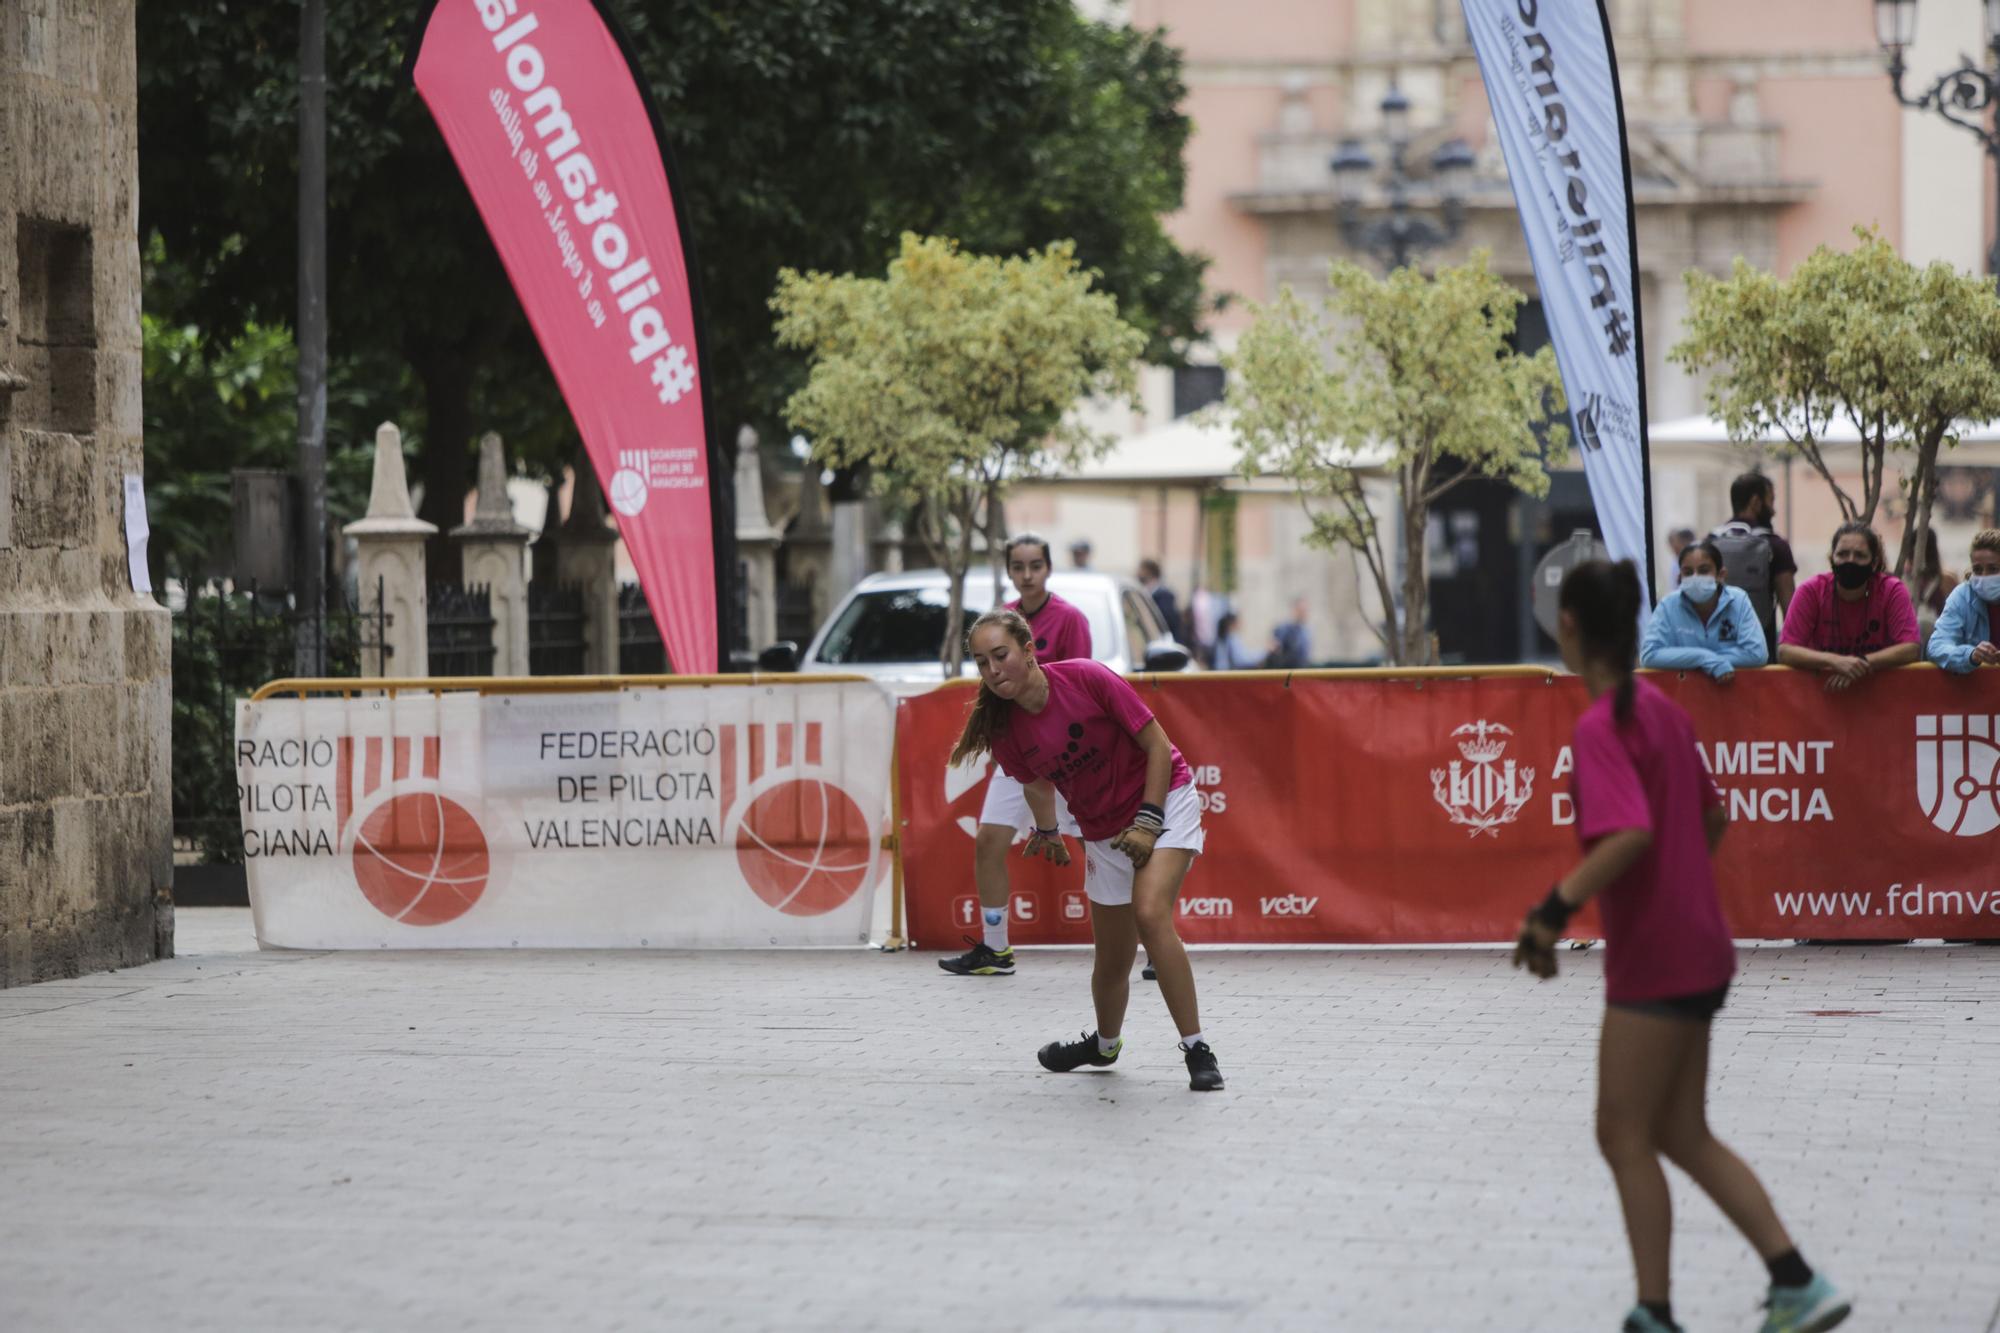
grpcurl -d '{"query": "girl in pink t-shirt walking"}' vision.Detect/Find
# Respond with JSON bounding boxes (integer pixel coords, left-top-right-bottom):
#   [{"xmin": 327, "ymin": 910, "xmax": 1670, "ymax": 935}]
[
  {"xmin": 951, "ymin": 609, "xmax": 1222, "ymax": 1092},
  {"xmin": 1515, "ymin": 560, "xmax": 1850, "ymax": 1333}
]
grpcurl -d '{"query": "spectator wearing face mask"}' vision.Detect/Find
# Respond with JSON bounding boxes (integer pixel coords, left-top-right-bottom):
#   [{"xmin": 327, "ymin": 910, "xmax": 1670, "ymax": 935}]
[
  {"xmin": 1639, "ymin": 539, "xmax": 1768, "ymax": 682},
  {"xmin": 1928, "ymin": 528, "xmax": 2000, "ymax": 673},
  {"xmin": 1776, "ymin": 521, "xmax": 1920, "ymax": 693}
]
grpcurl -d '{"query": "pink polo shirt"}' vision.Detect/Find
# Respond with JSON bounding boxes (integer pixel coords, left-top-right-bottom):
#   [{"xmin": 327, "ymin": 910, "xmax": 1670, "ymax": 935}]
[
  {"xmin": 1569, "ymin": 678, "xmax": 1736, "ymax": 1004},
  {"xmin": 1007, "ymin": 592, "xmax": 1092, "ymax": 664},
  {"xmin": 990, "ymin": 659, "xmax": 1191, "ymax": 841},
  {"xmin": 1778, "ymin": 571, "xmax": 1918, "ymax": 657}
]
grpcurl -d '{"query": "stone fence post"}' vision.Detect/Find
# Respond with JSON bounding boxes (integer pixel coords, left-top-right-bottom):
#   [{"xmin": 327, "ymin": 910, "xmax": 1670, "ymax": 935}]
[
  {"xmin": 343, "ymin": 422, "xmax": 435, "ymax": 677},
  {"xmin": 556, "ymin": 463, "xmax": 620, "ymax": 674},
  {"xmin": 734, "ymin": 426, "xmax": 780, "ymax": 651},
  {"xmin": 451, "ymin": 432, "xmax": 531, "ymax": 676}
]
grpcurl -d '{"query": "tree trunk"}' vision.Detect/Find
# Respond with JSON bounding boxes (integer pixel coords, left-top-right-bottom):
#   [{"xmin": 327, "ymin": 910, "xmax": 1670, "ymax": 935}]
[
  {"xmin": 939, "ymin": 488, "xmax": 978, "ymax": 679},
  {"xmin": 414, "ymin": 345, "xmax": 475, "ymax": 584},
  {"xmin": 1893, "ymin": 433, "xmax": 1944, "ymax": 583},
  {"xmin": 1857, "ymin": 417, "xmax": 1886, "ymax": 526},
  {"xmin": 1794, "ymin": 439, "xmax": 1858, "ymax": 523},
  {"xmin": 984, "ymin": 478, "xmax": 1006, "ymax": 607},
  {"xmin": 1399, "ymin": 498, "xmax": 1432, "ymax": 665}
]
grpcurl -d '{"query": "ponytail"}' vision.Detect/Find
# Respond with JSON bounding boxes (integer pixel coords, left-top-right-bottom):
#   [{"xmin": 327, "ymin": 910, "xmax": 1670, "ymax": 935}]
[
  {"xmin": 949, "ymin": 609, "xmax": 1036, "ymax": 766},
  {"xmin": 1558, "ymin": 558, "xmax": 1643, "ymax": 722}
]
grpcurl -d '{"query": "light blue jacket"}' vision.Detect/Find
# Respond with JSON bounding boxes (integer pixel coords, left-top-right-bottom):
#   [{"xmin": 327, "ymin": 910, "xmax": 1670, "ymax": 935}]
[
  {"xmin": 1640, "ymin": 584, "xmax": 1768, "ymax": 679},
  {"xmin": 1927, "ymin": 582, "xmax": 1996, "ymax": 673}
]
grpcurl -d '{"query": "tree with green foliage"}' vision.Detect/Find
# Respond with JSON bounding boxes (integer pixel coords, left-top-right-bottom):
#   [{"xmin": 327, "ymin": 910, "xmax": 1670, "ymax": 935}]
[
  {"xmin": 140, "ymin": 236, "xmax": 392, "ymax": 588},
  {"xmin": 1672, "ymin": 226, "xmax": 2000, "ymax": 589},
  {"xmin": 1226, "ymin": 253, "xmax": 1568, "ymax": 665},
  {"xmin": 136, "ymin": 0, "xmax": 1207, "ymax": 583},
  {"xmin": 772, "ymin": 234, "xmax": 1144, "ymax": 676}
]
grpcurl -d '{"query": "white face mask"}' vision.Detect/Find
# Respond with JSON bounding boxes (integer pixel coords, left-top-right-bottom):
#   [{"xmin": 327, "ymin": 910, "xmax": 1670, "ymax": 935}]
[
  {"xmin": 1681, "ymin": 575, "xmax": 1719, "ymax": 605},
  {"xmin": 1971, "ymin": 573, "xmax": 2000, "ymax": 604}
]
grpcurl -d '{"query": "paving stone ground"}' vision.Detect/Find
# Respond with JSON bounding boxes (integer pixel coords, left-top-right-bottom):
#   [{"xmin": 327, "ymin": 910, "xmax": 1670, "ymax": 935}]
[{"xmin": 1, "ymin": 910, "xmax": 1995, "ymax": 1333}]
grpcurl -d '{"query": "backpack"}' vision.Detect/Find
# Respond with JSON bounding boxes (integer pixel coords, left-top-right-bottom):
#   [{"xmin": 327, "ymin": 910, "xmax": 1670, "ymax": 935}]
[{"xmin": 1710, "ymin": 520, "xmax": 1775, "ymax": 655}]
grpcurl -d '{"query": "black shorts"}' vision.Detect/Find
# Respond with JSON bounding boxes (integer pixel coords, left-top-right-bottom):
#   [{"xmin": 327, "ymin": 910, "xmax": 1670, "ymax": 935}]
[{"xmin": 1608, "ymin": 983, "xmax": 1730, "ymax": 1022}]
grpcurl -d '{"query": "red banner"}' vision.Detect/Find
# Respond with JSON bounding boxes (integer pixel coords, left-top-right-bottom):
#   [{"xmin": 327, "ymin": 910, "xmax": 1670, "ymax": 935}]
[
  {"xmin": 412, "ymin": 0, "xmax": 716, "ymax": 672},
  {"xmin": 896, "ymin": 670, "xmax": 2000, "ymax": 945}
]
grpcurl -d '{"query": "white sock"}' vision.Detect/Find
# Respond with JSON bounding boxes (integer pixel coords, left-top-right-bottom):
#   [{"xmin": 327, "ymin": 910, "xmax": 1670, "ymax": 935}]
[
  {"xmin": 981, "ymin": 906, "xmax": 1009, "ymax": 952},
  {"xmin": 1098, "ymin": 1032, "xmax": 1122, "ymax": 1055},
  {"xmin": 1179, "ymin": 1031, "xmax": 1205, "ymax": 1050}
]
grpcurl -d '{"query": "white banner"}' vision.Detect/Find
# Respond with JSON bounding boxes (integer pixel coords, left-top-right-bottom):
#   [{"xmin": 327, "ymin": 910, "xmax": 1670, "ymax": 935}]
[
  {"xmin": 1462, "ymin": 0, "xmax": 1653, "ymax": 604},
  {"xmin": 235, "ymin": 682, "xmax": 895, "ymax": 948}
]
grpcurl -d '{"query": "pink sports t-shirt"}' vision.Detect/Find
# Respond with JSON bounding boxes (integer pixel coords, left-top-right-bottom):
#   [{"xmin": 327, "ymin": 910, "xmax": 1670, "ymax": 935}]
[
  {"xmin": 990, "ymin": 658, "xmax": 1191, "ymax": 841},
  {"xmin": 1778, "ymin": 571, "xmax": 1918, "ymax": 657},
  {"xmin": 1007, "ymin": 592, "xmax": 1092, "ymax": 664},
  {"xmin": 1569, "ymin": 677, "xmax": 1736, "ymax": 1004}
]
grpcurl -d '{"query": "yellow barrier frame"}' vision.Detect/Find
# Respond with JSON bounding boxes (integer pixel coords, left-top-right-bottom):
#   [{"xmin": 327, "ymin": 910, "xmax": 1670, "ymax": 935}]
[{"xmin": 245, "ymin": 662, "xmax": 1758, "ymax": 955}]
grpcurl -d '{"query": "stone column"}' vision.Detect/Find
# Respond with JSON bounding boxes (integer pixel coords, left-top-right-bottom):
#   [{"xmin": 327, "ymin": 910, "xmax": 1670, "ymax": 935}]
[
  {"xmin": 787, "ymin": 466, "xmax": 832, "ymax": 630},
  {"xmin": 866, "ymin": 496, "xmax": 905, "ymax": 575},
  {"xmin": 556, "ymin": 463, "xmax": 620, "ymax": 674},
  {"xmin": 451, "ymin": 432, "xmax": 531, "ymax": 676},
  {"xmin": 0, "ymin": 0, "xmax": 175, "ymax": 985},
  {"xmin": 733, "ymin": 426, "xmax": 781, "ymax": 651},
  {"xmin": 343, "ymin": 423, "xmax": 437, "ymax": 678},
  {"xmin": 829, "ymin": 490, "xmax": 868, "ymax": 609}
]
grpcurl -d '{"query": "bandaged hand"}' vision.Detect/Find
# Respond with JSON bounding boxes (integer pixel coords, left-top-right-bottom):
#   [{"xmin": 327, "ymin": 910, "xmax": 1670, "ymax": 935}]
[
  {"xmin": 1512, "ymin": 913, "xmax": 1560, "ymax": 979},
  {"xmin": 1022, "ymin": 828, "xmax": 1070, "ymax": 866},
  {"xmin": 1511, "ymin": 884, "xmax": 1573, "ymax": 981},
  {"xmin": 1108, "ymin": 824, "xmax": 1158, "ymax": 869}
]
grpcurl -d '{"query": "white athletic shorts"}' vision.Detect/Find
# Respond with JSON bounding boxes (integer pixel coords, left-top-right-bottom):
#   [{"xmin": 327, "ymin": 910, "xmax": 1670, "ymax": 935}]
[
  {"xmin": 979, "ymin": 770, "xmax": 1081, "ymax": 837},
  {"xmin": 1082, "ymin": 781, "xmax": 1205, "ymax": 907}
]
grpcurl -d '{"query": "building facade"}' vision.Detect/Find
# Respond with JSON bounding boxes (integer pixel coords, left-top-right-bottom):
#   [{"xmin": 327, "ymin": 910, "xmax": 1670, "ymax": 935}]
[{"xmin": 1026, "ymin": 0, "xmax": 1998, "ymax": 662}]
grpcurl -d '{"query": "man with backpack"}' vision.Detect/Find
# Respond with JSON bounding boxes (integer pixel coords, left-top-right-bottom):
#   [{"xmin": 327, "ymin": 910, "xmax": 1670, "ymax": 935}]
[{"xmin": 1710, "ymin": 473, "xmax": 1797, "ymax": 663}]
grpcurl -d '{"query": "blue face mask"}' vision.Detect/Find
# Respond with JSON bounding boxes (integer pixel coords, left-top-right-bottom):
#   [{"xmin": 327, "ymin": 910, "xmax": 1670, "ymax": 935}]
[
  {"xmin": 1971, "ymin": 573, "xmax": 2000, "ymax": 604},
  {"xmin": 1681, "ymin": 575, "xmax": 1719, "ymax": 604}
]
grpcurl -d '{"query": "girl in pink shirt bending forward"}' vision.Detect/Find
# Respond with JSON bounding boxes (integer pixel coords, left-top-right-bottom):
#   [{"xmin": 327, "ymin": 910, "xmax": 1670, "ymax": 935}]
[
  {"xmin": 1515, "ymin": 560, "xmax": 1850, "ymax": 1333},
  {"xmin": 951, "ymin": 609, "xmax": 1222, "ymax": 1092}
]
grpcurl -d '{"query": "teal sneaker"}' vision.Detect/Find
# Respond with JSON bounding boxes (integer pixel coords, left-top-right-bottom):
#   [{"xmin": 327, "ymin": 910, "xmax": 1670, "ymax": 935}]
[
  {"xmin": 1620, "ymin": 1305, "xmax": 1679, "ymax": 1333},
  {"xmin": 1759, "ymin": 1273, "xmax": 1852, "ymax": 1333}
]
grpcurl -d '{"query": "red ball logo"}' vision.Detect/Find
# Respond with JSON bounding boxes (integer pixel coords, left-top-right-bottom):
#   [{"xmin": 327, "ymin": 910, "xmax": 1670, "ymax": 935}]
[
  {"xmin": 351, "ymin": 791, "xmax": 491, "ymax": 926},
  {"xmin": 734, "ymin": 777, "xmax": 873, "ymax": 915}
]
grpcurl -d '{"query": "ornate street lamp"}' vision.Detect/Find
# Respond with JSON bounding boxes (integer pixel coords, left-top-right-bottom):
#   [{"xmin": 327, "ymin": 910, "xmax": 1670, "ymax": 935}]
[
  {"xmin": 1329, "ymin": 82, "xmax": 1474, "ymax": 272},
  {"xmin": 1876, "ymin": 0, "xmax": 2000, "ymax": 274}
]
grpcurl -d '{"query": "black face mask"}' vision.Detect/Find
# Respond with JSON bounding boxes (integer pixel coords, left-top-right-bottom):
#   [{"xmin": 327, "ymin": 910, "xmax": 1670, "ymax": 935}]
[{"xmin": 1833, "ymin": 563, "xmax": 1872, "ymax": 590}]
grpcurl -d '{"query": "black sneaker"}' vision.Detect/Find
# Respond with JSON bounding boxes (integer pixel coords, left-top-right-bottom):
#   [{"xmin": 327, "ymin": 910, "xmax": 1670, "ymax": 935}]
[
  {"xmin": 1037, "ymin": 1030, "xmax": 1120, "ymax": 1072},
  {"xmin": 938, "ymin": 936, "xmax": 1014, "ymax": 976},
  {"xmin": 1182, "ymin": 1040, "xmax": 1223, "ymax": 1091},
  {"xmin": 1141, "ymin": 961, "xmax": 1157, "ymax": 981}
]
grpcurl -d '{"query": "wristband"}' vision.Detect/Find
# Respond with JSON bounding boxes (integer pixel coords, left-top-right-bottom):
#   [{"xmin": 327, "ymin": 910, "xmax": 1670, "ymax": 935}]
[
  {"xmin": 1132, "ymin": 802, "xmax": 1166, "ymax": 834},
  {"xmin": 1138, "ymin": 802, "xmax": 1165, "ymax": 821},
  {"xmin": 1531, "ymin": 884, "xmax": 1575, "ymax": 931},
  {"xmin": 1033, "ymin": 826, "xmax": 1060, "ymax": 838}
]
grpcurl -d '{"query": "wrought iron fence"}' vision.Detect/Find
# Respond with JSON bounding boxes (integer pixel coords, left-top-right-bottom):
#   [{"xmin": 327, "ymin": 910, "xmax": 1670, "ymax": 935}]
[
  {"xmin": 528, "ymin": 580, "xmax": 587, "ymax": 675},
  {"xmin": 776, "ymin": 582, "xmax": 817, "ymax": 646},
  {"xmin": 618, "ymin": 582, "xmax": 667, "ymax": 674},
  {"xmin": 427, "ymin": 582, "xmax": 496, "ymax": 677},
  {"xmin": 170, "ymin": 575, "xmax": 385, "ymax": 867}
]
